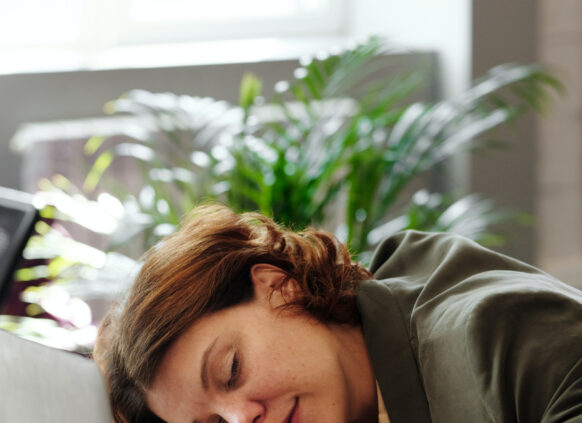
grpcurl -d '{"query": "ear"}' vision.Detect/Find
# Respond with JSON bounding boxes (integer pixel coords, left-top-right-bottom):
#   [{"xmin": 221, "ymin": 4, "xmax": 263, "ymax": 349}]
[{"xmin": 250, "ymin": 264, "xmax": 298, "ymax": 308}]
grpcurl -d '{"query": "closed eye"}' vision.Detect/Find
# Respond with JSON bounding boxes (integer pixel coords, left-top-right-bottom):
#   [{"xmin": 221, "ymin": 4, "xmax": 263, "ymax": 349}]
[{"xmin": 226, "ymin": 351, "xmax": 240, "ymax": 389}]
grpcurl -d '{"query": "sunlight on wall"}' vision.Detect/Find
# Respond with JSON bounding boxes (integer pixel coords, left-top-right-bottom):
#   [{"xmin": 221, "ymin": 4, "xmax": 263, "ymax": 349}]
[{"xmin": 350, "ymin": 0, "xmax": 471, "ymax": 99}]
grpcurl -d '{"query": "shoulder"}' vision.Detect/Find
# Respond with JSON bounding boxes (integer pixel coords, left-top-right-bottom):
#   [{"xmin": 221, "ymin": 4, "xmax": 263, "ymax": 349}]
[
  {"xmin": 369, "ymin": 230, "xmax": 547, "ymax": 286},
  {"xmin": 366, "ymin": 231, "xmax": 582, "ymax": 421},
  {"xmin": 367, "ymin": 230, "xmax": 555, "ymax": 315}
]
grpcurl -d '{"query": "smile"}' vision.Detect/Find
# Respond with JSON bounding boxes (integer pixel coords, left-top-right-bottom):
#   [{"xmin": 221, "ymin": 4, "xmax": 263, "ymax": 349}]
[{"xmin": 284, "ymin": 397, "xmax": 299, "ymax": 423}]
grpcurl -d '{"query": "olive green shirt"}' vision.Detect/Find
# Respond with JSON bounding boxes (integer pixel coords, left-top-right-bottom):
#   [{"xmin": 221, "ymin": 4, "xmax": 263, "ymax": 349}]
[{"xmin": 357, "ymin": 231, "xmax": 582, "ymax": 422}]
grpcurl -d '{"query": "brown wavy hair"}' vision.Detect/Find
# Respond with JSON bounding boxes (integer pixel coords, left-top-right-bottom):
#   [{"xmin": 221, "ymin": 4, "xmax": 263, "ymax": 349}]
[{"xmin": 94, "ymin": 204, "xmax": 371, "ymax": 422}]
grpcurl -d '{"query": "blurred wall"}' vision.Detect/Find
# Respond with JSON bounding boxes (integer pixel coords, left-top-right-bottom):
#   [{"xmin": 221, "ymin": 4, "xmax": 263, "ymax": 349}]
[
  {"xmin": 472, "ymin": 1, "xmax": 582, "ymax": 287},
  {"xmin": 471, "ymin": 1, "xmax": 538, "ymax": 264},
  {"xmin": 350, "ymin": 0, "xmax": 471, "ymax": 98},
  {"xmin": 536, "ymin": 0, "xmax": 582, "ymax": 286}
]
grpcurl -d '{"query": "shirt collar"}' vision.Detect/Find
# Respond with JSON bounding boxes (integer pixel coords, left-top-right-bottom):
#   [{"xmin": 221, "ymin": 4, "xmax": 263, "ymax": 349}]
[{"xmin": 357, "ymin": 279, "xmax": 432, "ymax": 423}]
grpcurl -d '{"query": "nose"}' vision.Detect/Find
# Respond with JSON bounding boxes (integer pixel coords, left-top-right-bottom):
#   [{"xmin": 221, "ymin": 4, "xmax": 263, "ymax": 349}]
[{"xmin": 218, "ymin": 398, "xmax": 264, "ymax": 423}]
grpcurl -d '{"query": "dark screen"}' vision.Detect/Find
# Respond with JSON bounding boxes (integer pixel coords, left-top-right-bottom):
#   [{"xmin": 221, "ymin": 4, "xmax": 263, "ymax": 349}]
[
  {"xmin": 0, "ymin": 207, "xmax": 26, "ymax": 259},
  {"xmin": 0, "ymin": 192, "xmax": 38, "ymax": 306}
]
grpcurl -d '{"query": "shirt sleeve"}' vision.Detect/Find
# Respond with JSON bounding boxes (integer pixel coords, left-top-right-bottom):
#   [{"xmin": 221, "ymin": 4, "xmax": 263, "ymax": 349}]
[
  {"xmin": 460, "ymin": 284, "xmax": 582, "ymax": 422},
  {"xmin": 369, "ymin": 231, "xmax": 582, "ymax": 422}
]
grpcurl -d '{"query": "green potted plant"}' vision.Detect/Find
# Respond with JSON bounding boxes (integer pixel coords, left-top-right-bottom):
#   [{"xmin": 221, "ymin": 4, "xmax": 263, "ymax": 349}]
[{"xmin": 86, "ymin": 36, "xmax": 559, "ymax": 256}]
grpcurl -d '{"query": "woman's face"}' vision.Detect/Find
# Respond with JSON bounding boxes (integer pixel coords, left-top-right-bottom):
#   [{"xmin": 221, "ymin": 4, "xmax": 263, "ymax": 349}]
[{"xmin": 145, "ymin": 265, "xmax": 374, "ymax": 423}]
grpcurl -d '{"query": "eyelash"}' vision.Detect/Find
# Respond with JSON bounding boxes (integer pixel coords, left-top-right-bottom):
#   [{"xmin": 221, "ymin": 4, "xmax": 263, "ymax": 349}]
[{"xmin": 226, "ymin": 352, "xmax": 240, "ymax": 389}]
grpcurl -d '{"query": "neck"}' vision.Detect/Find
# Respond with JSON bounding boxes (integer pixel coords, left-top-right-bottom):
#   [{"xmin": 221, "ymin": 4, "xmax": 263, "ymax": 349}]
[{"xmin": 330, "ymin": 323, "xmax": 378, "ymax": 423}]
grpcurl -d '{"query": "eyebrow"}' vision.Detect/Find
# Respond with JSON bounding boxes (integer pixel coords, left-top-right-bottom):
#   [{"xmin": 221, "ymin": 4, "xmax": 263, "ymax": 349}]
[{"xmin": 201, "ymin": 337, "xmax": 219, "ymax": 392}]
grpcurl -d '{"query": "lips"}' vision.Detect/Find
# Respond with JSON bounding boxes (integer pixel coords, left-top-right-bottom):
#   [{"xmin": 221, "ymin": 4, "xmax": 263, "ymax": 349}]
[{"xmin": 285, "ymin": 397, "xmax": 299, "ymax": 423}]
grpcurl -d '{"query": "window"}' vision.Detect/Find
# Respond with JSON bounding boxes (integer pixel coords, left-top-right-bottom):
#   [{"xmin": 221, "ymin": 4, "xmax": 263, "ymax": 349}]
[
  {"xmin": 0, "ymin": 0, "xmax": 347, "ymax": 73},
  {"xmin": 0, "ymin": 0, "xmax": 84, "ymax": 48},
  {"xmin": 118, "ymin": 0, "xmax": 345, "ymax": 44}
]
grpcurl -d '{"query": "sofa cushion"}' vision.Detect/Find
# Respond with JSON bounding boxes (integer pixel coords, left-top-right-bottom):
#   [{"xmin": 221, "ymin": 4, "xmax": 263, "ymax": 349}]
[{"xmin": 0, "ymin": 329, "xmax": 112, "ymax": 422}]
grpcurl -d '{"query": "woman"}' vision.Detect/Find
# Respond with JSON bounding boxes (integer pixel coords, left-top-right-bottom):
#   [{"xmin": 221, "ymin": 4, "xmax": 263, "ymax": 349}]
[{"xmin": 95, "ymin": 204, "xmax": 582, "ymax": 423}]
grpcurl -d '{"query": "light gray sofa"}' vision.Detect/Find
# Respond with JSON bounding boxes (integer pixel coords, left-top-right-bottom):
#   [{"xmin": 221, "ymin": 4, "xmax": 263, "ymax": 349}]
[{"xmin": 0, "ymin": 330, "xmax": 112, "ymax": 422}]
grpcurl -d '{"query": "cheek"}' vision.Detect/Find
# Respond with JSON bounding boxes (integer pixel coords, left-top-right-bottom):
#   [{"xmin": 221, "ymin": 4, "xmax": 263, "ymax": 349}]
[
  {"xmin": 242, "ymin": 325, "xmax": 344, "ymax": 398},
  {"xmin": 242, "ymin": 338, "xmax": 351, "ymax": 423}
]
